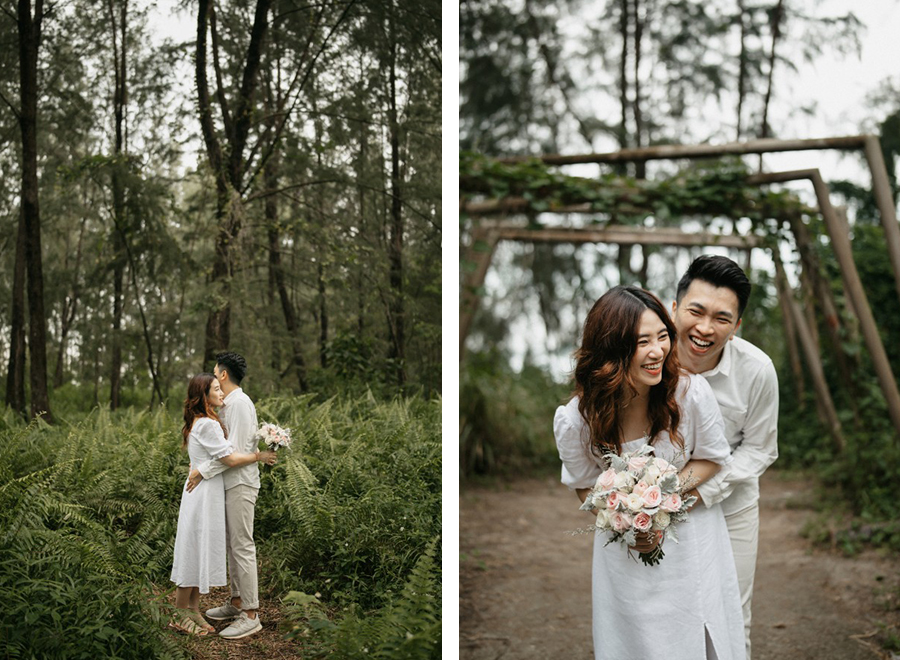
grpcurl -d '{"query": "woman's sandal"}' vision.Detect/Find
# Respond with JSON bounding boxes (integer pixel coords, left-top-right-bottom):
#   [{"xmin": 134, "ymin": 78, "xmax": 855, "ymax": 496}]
[
  {"xmin": 187, "ymin": 612, "xmax": 215, "ymax": 634},
  {"xmin": 168, "ymin": 616, "xmax": 210, "ymax": 636}
]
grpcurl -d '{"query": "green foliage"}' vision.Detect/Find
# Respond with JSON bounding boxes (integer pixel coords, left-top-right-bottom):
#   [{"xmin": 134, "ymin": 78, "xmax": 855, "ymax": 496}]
[
  {"xmin": 460, "ymin": 152, "xmax": 807, "ymax": 224},
  {"xmin": 283, "ymin": 540, "xmax": 440, "ymax": 659},
  {"xmin": 0, "ymin": 394, "xmax": 440, "ymax": 658},
  {"xmin": 460, "ymin": 350, "xmax": 571, "ymax": 477}
]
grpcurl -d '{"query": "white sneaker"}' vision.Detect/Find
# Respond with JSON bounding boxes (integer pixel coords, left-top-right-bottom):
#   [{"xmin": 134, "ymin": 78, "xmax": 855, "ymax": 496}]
[
  {"xmin": 205, "ymin": 602, "xmax": 242, "ymax": 621},
  {"xmin": 219, "ymin": 612, "xmax": 262, "ymax": 639}
]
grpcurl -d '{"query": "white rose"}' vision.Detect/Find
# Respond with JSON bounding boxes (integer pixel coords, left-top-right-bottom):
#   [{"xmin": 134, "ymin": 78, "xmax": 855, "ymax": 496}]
[
  {"xmin": 625, "ymin": 492, "xmax": 644, "ymax": 512},
  {"xmin": 614, "ymin": 471, "xmax": 635, "ymax": 490},
  {"xmin": 653, "ymin": 511, "xmax": 671, "ymax": 529},
  {"xmin": 644, "ymin": 464, "xmax": 661, "ymax": 484},
  {"xmin": 595, "ymin": 509, "xmax": 612, "ymax": 530}
]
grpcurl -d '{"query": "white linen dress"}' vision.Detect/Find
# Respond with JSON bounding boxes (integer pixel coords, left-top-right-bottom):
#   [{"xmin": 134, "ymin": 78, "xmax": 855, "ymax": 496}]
[
  {"xmin": 554, "ymin": 374, "xmax": 746, "ymax": 660},
  {"xmin": 170, "ymin": 417, "xmax": 233, "ymax": 592}
]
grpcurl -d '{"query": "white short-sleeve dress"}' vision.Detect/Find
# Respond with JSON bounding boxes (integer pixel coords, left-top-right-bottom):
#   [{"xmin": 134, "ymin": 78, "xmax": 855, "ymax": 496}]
[
  {"xmin": 170, "ymin": 417, "xmax": 234, "ymax": 592},
  {"xmin": 554, "ymin": 374, "xmax": 745, "ymax": 660}
]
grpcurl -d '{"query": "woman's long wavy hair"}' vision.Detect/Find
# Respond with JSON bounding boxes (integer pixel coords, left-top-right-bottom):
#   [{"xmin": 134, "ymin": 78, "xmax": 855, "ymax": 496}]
[
  {"xmin": 574, "ymin": 286, "xmax": 683, "ymax": 456},
  {"xmin": 182, "ymin": 373, "xmax": 227, "ymax": 449}
]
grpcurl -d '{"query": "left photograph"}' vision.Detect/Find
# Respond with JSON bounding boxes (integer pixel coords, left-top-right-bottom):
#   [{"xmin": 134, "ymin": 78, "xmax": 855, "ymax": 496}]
[{"xmin": 0, "ymin": 0, "xmax": 441, "ymax": 657}]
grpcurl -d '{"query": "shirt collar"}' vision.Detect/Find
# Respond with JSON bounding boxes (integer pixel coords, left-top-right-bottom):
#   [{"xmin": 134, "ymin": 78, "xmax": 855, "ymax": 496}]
[
  {"xmin": 702, "ymin": 338, "xmax": 733, "ymax": 378},
  {"xmin": 223, "ymin": 387, "xmax": 243, "ymax": 405}
]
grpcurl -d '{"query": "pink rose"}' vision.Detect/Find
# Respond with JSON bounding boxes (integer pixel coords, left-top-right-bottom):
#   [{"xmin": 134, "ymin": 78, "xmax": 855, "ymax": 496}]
[
  {"xmin": 632, "ymin": 480, "xmax": 649, "ymax": 497},
  {"xmin": 633, "ymin": 512, "xmax": 652, "ymax": 532},
  {"xmin": 628, "ymin": 455, "xmax": 650, "ymax": 473},
  {"xmin": 597, "ymin": 468, "xmax": 617, "ymax": 491},
  {"xmin": 611, "ymin": 511, "xmax": 633, "ymax": 532},
  {"xmin": 655, "ymin": 458, "xmax": 677, "ymax": 475},
  {"xmin": 605, "ymin": 491, "xmax": 620, "ymax": 510},
  {"xmin": 641, "ymin": 485, "xmax": 662, "ymax": 508},
  {"xmin": 660, "ymin": 492, "xmax": 682, "ymax": 513}
]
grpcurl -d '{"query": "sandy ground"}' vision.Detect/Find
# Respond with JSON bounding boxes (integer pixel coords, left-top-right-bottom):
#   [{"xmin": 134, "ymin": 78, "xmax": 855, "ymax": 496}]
[{"xmin": 460, "ymin": 471, "xmax": 900, "ymax": 660}]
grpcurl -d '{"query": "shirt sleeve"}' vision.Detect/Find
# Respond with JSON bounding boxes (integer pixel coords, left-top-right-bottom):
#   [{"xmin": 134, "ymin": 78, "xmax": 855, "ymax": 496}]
[
  {"xmin": 554, "ymin": 404, "xmax": 601, "ymax": 490},
  {"xmin": 684, "ymin": 375, "xmax": 732, "ymax": 467},
  {"xmin": 193, "ymin": 418, "xmax": 234, "ymax": 460},
  {"xmin": 696, "ymin": 361, "xmax": 779, "ymax": 508}
]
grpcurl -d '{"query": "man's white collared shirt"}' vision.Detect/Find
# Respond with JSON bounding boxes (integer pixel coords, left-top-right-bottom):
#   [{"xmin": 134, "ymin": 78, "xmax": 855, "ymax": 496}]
[
  {"xmin": 197, "ymin": 387, "xmax": 260, "ymax": 490},
  {"xmin": 695, "ymin": 336, "xmax": 779, "ymax": 516}
]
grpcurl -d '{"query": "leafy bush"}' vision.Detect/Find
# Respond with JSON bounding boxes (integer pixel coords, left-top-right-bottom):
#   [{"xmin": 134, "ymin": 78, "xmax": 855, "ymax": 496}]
[
  {"xmin": 0, "ymin": 394, "xmax": 440, "ymax": 659},
  {"xmin": 460, "ymin": 350, "xmax": 571, "ymax": 477}
]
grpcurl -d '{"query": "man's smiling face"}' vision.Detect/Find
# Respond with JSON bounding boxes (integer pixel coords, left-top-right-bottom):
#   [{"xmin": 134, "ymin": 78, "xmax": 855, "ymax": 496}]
[{"xmin": 672, "ymin": 279, "xmax": 742, "ymax": 374}]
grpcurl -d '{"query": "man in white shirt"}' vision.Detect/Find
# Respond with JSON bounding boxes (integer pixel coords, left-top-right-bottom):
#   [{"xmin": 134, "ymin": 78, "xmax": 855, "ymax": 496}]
[
  {"xmin": 671, "ymin": 255, "xmax": 779, "ymax": 660},
  {"xmin": 186, "ymin": 352, "xmax": 269, "ymax": 640}
]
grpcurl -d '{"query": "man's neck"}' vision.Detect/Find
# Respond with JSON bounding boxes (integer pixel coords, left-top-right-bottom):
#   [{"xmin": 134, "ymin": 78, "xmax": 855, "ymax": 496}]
[
  {"xmin": 680, "ymin": 349, "xmax": 723, "ymax": 375},
  {"xmin": 221, "ymin": 381, "xmax": 239, "ymax": 397}
]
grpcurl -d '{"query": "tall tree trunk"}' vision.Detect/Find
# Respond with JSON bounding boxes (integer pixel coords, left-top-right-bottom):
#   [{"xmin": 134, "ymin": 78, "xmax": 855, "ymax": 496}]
[
  {"xmin": 618, "ymin": 0, "xmax": 629, "ymax": 151},
  {"xmin": 758, "ymin": 0, "xmax": 784, "ymax": 170},
  {"xmin": 735, "ymin": 0, "xmax": 747, "ymax": 140},
  {"xmin": 197, "ymin": 0, "xmax": 272, "ymax": 367},
  {"xmin": 632, "ymin": 0, "xmax": 645, "ymax": 179},
  {"xmin": 264, "ymin": 158, "xmax": 308, "ymax": 391},
  {"xmin": 386, "ymin": 0, "xmax": 405, "ymax": 387},
  {"xmin": 108, "ymin": 0, "xmax": 128, "ymax": 410},
  {"xmin": 18, "ymin": 0, "xmax": 52, "ymax": 421},
  {"xmin": 54, "ymin": 216, "xmax": 86, "ymax": 388},
  {"xmin": 356, "ymin": 85, "xmax": 368, "ymax": 338},
  {"xmin": 6, "ymin": 212, "xmax": 27, "ymax": 416},
  {"xmin": 317, "ymin": 260, "xmax": 328, "ymax": 368}
]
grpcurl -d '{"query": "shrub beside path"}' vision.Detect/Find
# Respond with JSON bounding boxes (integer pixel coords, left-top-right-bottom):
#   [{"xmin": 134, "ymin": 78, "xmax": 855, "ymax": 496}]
[{"xmin": 460, "ymin": 471, "xmax": 900, "ymax": 660}]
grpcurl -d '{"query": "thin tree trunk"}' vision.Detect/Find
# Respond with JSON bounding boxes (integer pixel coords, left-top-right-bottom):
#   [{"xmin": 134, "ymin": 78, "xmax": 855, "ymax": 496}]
[
  {"xmin": 356, "ymin": 84, "xmax": 367, "ymax": 338},
  {"xmin": 18, "ymin": 0, "xmax": 51, "ymax": 421},
  {"xmin": 618, "ymin": 0, "xmax": 629, "ymax": 151},
  {"xmin": 759, "ymin": 0, "xmax": 784, "ymax": 170},
  {"xmin": 6, "ymin": 211, "xmax": 27, "ymax": 416},
  {"xmin": 772, "ymin": 251, "xmax": 805, "ymax": 410},
  {"xmin": 54, "ymin": 217, "xmax": 86, "ymax": 388},
  {"xmin": 386, "ymin": 0, "xmax": 405, "ymax": 387},
  {"xmin": 317, "ymin": 260, "xmax": 328, "ymax": 368},
  {"xmin": 264, "ymin": 158, "xmax": 308, "ymax": 391},
  {"xmin": 736, "ymin": 0, "xmax": 747, "ymax": 140},
  {"xmin": 632, "ymin": 0, "xmax": 645, "ymax": 179},
  {"xmin": 108, "ymin": 0, "xmax": 128, "ymax": 410}
]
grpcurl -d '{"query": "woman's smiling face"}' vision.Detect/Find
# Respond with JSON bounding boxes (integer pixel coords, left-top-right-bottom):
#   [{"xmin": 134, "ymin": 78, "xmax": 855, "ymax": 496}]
[{"xmin": 629, "ymin": 309, "xmax": 671, "ymax": 394}]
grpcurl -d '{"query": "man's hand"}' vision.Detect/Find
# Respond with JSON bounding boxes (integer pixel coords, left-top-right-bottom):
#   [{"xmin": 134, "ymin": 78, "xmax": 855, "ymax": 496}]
[{"xmin": 186, "ymin": 469, "xmax": 203, "ymax": 493}]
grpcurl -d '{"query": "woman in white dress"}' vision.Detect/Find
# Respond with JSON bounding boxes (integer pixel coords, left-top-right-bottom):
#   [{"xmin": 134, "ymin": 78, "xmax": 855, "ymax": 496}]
[
  {"xmin": 554, "ymin": 286, "xmax": 745, "ymax": 660},
  {"xmin": 169, "ymin": 373, "xmax": 275, "ymax": 635}
]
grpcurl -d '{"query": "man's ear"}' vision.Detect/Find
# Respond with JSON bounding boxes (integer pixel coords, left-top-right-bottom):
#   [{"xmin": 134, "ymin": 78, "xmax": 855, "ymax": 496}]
[
  {"xmin": 671, "ymin": 300, "xmax": 677, "ymax": 316},
  {"xmin": 730, "ymin": 318, "xmax": 742, "ymax": 340}
]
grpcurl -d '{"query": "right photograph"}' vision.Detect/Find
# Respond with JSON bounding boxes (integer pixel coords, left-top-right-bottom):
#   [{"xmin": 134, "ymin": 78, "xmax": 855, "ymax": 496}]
[{"xmin": 459, "ymin": 2, "xmax": 900, "ymax": 659}]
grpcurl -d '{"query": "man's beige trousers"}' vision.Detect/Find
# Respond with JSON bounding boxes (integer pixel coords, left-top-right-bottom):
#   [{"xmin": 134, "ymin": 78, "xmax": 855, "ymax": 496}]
[
  {"xmin": 725, "ymin": 502, "xmax": 760, "ymax": 660},
  {"xmin": 225, "ymin": 484, "xmax": 259, "ymax": 611}
]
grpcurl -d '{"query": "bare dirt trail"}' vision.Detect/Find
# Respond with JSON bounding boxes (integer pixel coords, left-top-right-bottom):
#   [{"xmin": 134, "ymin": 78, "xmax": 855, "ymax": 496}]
[{"xmin": 460, "ymin": 471, "xmax": 900, "ymax": 660}]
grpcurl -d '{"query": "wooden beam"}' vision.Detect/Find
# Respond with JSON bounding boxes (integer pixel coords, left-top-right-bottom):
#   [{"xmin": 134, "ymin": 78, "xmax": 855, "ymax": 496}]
[
  {"xmin": 492, "ymin": 226, "xmax": 762, "ymax": 249},
  {"xmin": 496, "ymin": 135, "xmax": 868, "ymax": 166},
  {"xmin": 754, "ymin": 169, "xmax": 900, "ymax": 438},
  {"xmin": 863, "ymin": 135, "xmax": 900, "ymax": 307}
]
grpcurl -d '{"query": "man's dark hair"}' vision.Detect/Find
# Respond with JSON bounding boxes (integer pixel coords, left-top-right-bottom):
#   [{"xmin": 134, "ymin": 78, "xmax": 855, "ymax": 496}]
[
  {"xmin": 216, "ymin": 352, "xmax": 247, "ymax": 385},
  {"xmin": 676, "ymin": 255, "xmax": 751, "ymax": 319}
]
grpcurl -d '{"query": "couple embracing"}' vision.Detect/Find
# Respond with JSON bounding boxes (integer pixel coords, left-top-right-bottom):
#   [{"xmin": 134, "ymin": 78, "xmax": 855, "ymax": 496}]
[
  {"xmin": 556, "ymin": 256, "xmax": 779, "ymax": 660},
  {"xmin": 169, "ymin": 352, "xmax": 278, "ymax": 638}
]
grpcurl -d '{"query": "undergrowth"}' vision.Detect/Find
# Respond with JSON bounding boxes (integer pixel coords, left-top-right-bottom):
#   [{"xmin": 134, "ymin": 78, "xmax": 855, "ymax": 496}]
[{"xmin": 0, "ymin": 394, "xmax": 441, "ymax": 659}]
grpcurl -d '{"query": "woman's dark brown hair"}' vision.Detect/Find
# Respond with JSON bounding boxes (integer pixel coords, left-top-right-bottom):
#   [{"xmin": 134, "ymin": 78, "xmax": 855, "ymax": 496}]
[
  {"xmin": 182, "ymin": 373, "xmax": 227, "ymax": 449},
  {"xmin": 574, "ymin": 286, "xmax": 683, "ymax": 455}
]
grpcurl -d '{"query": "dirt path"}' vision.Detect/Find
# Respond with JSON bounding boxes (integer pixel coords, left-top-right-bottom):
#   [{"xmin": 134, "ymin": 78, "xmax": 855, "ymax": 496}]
[{"xmin": 460, "ymin": 471, "xmax": 900, "ymax": 660}]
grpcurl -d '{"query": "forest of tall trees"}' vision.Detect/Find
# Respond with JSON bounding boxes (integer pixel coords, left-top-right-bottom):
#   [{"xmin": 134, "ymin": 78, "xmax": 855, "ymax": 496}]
[{"xmin": 0, "ymin": 0, "xmax": 442, "ymax": 418}]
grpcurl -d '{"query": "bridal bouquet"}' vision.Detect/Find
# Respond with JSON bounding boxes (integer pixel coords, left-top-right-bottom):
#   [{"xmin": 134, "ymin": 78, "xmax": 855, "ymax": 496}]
[
  {"xmin": 255, "ymin": 422, "xmax": 293, "ymax": 452},
  {"xmin": 578, "ymin": 444, "xmax": 696, "ymax": 566}
]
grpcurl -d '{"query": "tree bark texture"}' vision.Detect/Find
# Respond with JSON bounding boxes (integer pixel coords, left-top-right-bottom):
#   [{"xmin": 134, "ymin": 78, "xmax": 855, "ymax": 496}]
[
  {"xmin": 18, "ymin": 0, "xmax": 52, "ymax": 421},
  {"xmin": 6, "ymin": 212, "xmax": 27, "ymax": 416},
  {"xmin": 197, "ymin": 0, "xmax": 272, "ymax": 367},
  {"xmin": 386, "ymin": 0, "xmax": 405, "ymax": 387}
]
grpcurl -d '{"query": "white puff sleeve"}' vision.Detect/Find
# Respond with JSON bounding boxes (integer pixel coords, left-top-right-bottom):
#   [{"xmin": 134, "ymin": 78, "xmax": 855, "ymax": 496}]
[
  {"xmin": 554, "ymin": 400, "xmax": 602, "ymax": 490},
  {"xmin": 193, "ymin": 418, "xmax": 235, "ymax": 460},
  {"xmin": 681, "ymin": 375, "xmax": 732, "ymax": 466}
]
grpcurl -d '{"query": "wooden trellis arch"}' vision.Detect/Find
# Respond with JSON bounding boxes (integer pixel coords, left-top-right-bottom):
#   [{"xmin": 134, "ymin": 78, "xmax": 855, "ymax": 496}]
[{"xmin": 459, "ymin": 135, "xmax": 900, "ymax": 445}]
